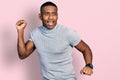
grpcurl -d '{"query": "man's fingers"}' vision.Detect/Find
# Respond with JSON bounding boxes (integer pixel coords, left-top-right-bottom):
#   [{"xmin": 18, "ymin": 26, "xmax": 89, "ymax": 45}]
[
  {"xmin": 80, "ymin": 67, "xmax": 93, "ymax": 76},
  {"xmin": 16, "ymin": 20, "xmax": 27, "ymax": 30},
  {"xmin": 80, "ymin": 69, "xmax": 85, "ymax": 75},
  {"xmin": 80, "ymin": 69, "xmax": 83, "ymax": 74},
  {"xmin": 16, "ymin": 20, "xmax": 26, "ymax": 26}
]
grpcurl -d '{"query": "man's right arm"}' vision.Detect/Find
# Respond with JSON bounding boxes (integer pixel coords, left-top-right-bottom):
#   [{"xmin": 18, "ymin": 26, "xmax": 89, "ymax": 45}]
[{"xmin": 16, "ymin": 20, "xmax": 35, "ymax": 59}]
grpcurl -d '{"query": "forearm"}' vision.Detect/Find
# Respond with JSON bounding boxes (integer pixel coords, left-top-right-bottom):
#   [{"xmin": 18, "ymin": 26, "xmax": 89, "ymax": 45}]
[
  {"xmin": 82, "ymin": 46, "xmax": 93, "ymax": 64},
  {"xmin": 17, "ymin": 30, "xmax": 27, "ymax": 59},
  {"xmin": 75, "ymin": 40, "xmax": 93, "ymax": 75},
  {"xmin": 81, "ymin": 46, "xmax": 93, "ymax": 75}
]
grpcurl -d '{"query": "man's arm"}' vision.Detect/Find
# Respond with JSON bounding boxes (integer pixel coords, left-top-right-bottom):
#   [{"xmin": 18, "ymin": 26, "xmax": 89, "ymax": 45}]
[
  {"xmin": 16, "ymin": 20, "xmax": 35, "ymax": 59},
  {"xmin": 75, "ymin": 40, "xmax": 93, "ymax": 76}
]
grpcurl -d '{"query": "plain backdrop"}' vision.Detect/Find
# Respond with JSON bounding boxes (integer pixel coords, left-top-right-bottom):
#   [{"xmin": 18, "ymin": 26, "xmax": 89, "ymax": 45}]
[{"xmin": 0, "ymin": 0, "xmax": 120, "ymax": 80}]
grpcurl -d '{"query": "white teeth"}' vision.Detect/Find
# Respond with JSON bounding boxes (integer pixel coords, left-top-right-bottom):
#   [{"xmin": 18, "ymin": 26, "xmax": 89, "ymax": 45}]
[{"xmin": 48, "ymin": 21, "xmax": 53, "ymax": 25}]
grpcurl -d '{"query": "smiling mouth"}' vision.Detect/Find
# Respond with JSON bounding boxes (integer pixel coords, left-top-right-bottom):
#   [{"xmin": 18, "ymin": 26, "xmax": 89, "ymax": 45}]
[{"xmin": 47, "ymin": 21, "xmax": 54, "ymax": 25}]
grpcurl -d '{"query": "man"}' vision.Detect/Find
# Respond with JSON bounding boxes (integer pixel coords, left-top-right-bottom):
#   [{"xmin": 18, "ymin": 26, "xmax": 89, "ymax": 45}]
[{"xmin": 16, "ymin": 1, "xmax": 93, "ymax": 80}]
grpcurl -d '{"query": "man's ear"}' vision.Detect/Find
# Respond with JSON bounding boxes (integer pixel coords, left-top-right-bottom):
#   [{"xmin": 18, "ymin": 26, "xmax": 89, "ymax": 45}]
[{"xmin": 38, "ymin": 13, "xmax": 42, "ymax": 20}]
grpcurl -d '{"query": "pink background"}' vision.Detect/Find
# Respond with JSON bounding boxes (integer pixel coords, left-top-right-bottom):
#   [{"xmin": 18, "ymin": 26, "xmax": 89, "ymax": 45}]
[{"xmin": 0, "ymin": 0, "xmax": 120, "ymax": 80}]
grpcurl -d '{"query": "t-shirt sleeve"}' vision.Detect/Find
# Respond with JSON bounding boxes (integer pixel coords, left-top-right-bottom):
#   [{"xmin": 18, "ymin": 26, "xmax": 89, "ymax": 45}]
[
  {"xmin": 28, "ymin": 27, "xmax": 37, "ymax": 42},
  {"xmin": 29, "ymin": 32, "xmax": 34, "ymax": 41},
  {"xmin": 67, "ymin": 29, "xmax": 81, "ymax": 47}
]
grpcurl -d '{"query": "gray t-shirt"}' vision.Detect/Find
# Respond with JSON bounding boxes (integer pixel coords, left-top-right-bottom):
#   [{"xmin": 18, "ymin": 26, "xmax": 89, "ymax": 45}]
[{"xmin": 30, "ymin": 24, "xmax": 81, "ymax": 80}]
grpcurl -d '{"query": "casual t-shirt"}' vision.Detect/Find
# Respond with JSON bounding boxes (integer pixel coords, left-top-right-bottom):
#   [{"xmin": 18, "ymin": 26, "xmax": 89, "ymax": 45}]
[{"xmin": 30, "ymin": 24, "xmax": 81, "ymax": 80}]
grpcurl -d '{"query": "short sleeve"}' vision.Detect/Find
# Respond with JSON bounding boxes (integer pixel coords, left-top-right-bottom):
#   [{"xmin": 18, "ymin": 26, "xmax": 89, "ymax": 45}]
[
  {"xmin": 29, "ymin": 34, "xmax": 32, "ymax": 41},
  {"xmin": 28, "ymin": 27, "xmax": 38, "ymax": 42},
  {"xmin": 67, "ymin": 29, "xmax": 81, "ymax": 47},
  {"xmin": 29, "ymin": 31, "xmax": 34, "ymax": 41}
]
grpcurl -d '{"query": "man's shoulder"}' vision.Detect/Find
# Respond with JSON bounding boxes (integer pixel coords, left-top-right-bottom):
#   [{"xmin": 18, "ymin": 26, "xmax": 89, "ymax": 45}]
[
  {"xmin": 58, "ymin": 24, "xmax": 75, "ymax": 32},
  {"xmin": 58, "ymin": 24, "xmax": 70, "ymax": 31},
  {"xmin": 31, "ymin": 26, "xmax": 41, "ymax": 33}
]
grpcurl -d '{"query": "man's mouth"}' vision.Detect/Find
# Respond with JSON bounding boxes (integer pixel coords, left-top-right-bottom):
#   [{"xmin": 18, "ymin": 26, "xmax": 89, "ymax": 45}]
[{"xmin": 47, "ymin": 21, "xmax": 54, "ymax": 25}]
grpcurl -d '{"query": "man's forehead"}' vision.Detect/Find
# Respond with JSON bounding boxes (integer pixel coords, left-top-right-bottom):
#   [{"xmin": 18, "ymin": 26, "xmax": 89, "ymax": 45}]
[{"xmin": 42, "ymin": 6, "xmax": 57, "ymax": 11}]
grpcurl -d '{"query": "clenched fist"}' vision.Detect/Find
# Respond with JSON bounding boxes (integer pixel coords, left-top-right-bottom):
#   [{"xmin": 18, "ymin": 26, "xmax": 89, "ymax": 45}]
[
  {"xmin": 16, "ymin": 20, "xmax": 27, "ymax": 30},
  {"xmin": 80, "ymin": 66, "xmax": 93, "ymax": 76}
]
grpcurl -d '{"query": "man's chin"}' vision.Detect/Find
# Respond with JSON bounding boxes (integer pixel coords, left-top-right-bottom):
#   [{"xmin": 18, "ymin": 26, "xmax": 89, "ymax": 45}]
[{"xmin": 46, "ymin": 25, "xmax": 56, "ymax": 29}]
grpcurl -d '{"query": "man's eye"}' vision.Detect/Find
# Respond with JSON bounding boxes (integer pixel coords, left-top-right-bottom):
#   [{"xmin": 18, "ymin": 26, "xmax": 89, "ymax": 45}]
[
  {"xmin": 43, "ymin": 12, "xmax": 57, "ymax": 16},
  {"xmin": 52, "ymin": 13, "xmax": 57, "ymax": 16},
  {"xmin": 44, "ymin": 13, "xmax": 49, "ymax": 15}
]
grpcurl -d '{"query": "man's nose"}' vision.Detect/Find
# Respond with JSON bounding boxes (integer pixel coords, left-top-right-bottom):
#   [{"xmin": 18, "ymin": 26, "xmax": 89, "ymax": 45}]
[{"xmin": 48, "ymin": 14, "xmax": 53, "ymax": 19}]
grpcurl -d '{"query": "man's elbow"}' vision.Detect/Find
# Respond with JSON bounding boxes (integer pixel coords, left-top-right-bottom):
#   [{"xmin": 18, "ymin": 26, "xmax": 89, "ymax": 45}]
[
  {"xmin": 18, "ymin": 52, "xmax": 27, "ymax": 60},
  {"xmin": 19, "ymin": 56, "xmax": 26, "ymax": 60}
]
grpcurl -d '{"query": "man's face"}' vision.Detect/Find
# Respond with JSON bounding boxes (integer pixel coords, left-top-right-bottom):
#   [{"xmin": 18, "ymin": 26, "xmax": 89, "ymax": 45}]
[{"xmin": 40, "ymin": 6, "xmax": 58, "ymax": 29}]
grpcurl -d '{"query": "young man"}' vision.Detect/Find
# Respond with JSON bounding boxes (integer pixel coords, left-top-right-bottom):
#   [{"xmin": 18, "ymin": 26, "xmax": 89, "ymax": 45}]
[{"xmin": 16, "ymin": 1, "xmax": 93, "ymax": 80}]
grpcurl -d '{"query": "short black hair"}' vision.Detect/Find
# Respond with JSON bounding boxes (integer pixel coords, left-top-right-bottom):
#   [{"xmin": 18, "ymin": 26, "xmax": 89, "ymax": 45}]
[{"xmin": 40, "ymin": 1, "xmax": 58, "ymax": 13}]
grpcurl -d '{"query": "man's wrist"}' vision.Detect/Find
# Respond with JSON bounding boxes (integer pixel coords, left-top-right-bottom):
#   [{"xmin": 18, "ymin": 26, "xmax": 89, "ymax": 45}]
[
  {"xmin": 85, "ymin": 63, "xmax": 93, "ymax": 69},
  {"xmin": 17, "ymin": 29, "xmax": 24, "ymax": 33}
]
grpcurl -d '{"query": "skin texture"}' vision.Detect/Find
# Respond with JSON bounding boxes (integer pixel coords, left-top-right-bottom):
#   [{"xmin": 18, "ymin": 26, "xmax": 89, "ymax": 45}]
[
  {"xmin": 16, "ymin": 20, "xmax": 35, "ymax": 59},
  {"xmin": 75, "ymin": 41, "xmax": 93, "ymax": 75},
  {"xmin": 16, "ymin": 5, "xmax": 93, "ymax": 76},
  {"xmin": 39, "ymin": 6, "xmax": 58, "ymax": 29}
]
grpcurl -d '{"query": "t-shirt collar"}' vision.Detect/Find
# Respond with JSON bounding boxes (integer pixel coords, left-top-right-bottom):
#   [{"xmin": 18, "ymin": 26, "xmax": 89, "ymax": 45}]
[{"xmin": 41, "ymin": 24, "xmax": 58, "ymax": 33}]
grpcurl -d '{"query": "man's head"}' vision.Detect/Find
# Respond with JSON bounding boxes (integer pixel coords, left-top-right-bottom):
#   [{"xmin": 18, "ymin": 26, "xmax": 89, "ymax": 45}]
[{"xmin": 39, "ymin": 1, "xmax": 58, "ymax": 29}]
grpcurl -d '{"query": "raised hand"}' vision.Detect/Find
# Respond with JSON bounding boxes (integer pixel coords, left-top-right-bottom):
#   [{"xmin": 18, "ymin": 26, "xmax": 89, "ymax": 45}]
[{"xmin": 16, "ymin": 20, "xmax": 27, "ymax": 30}]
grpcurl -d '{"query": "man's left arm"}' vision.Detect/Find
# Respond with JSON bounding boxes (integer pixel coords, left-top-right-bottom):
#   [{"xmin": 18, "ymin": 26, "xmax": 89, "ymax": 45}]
[{"xmin": 75, "ymin": 40, "xmax": 93, "ymax": 76}]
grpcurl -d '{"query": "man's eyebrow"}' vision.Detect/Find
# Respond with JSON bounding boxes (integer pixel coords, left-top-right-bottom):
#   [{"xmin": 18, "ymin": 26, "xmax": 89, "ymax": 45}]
[{"xmin": 43, "ymin": 11, "xmax": 57, "ymax": 13}]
